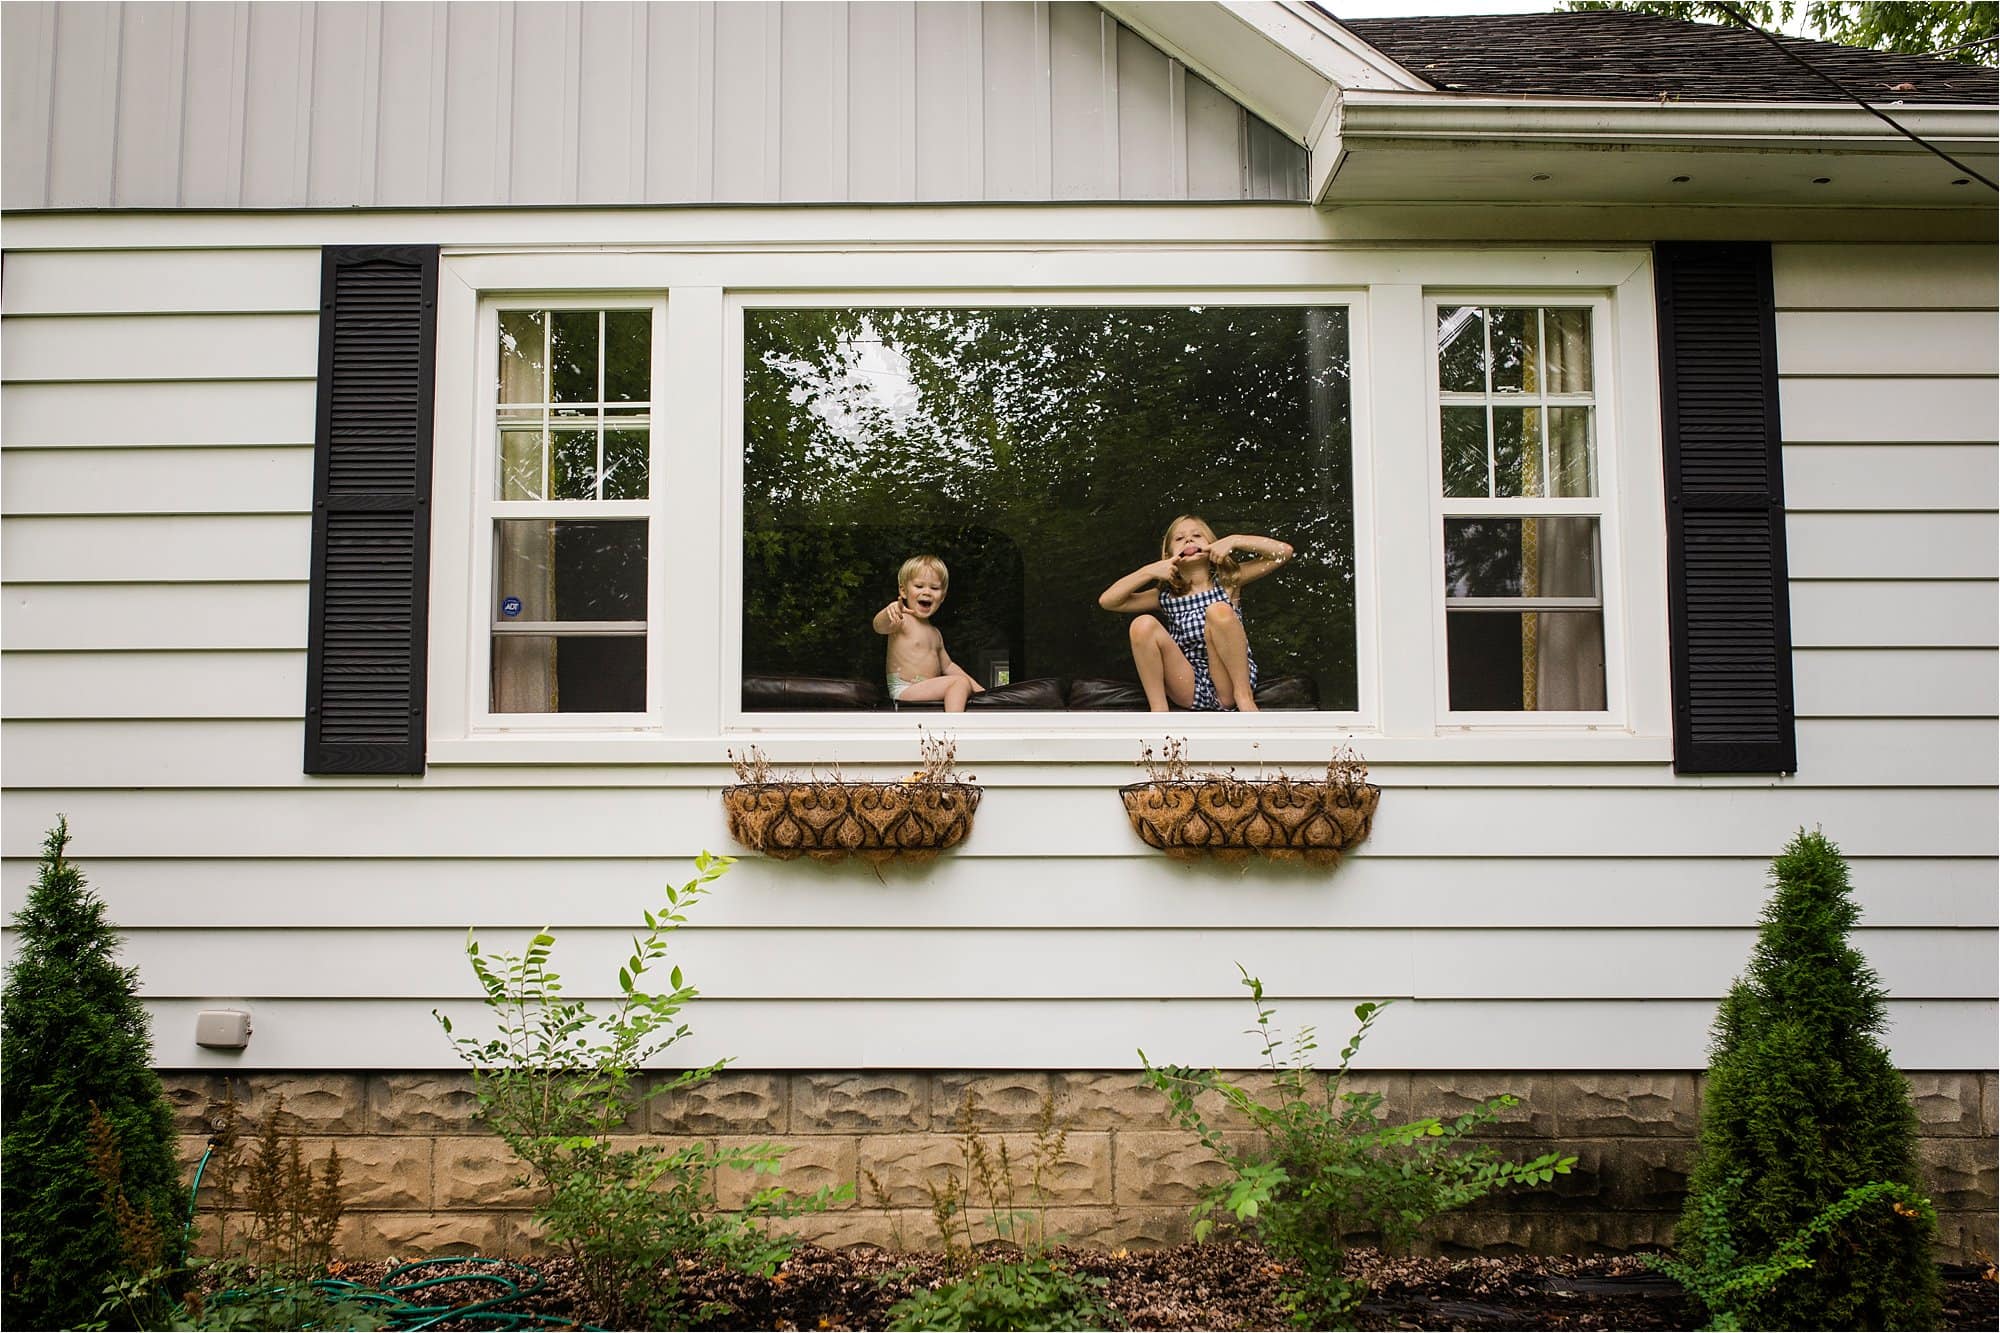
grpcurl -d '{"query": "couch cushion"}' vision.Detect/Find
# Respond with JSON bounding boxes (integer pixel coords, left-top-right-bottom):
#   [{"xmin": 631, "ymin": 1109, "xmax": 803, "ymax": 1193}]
[
  {"xmin": 1067, "ymin": 678, "xmax": 1150, "ymax": 710},
  {"xmin": 1067, "ymin": 674, "xmax": 1320, "ymax": 710},
  {"xmin": 743, "ymin": 674, "xmax": 883, "ymax": 711}
]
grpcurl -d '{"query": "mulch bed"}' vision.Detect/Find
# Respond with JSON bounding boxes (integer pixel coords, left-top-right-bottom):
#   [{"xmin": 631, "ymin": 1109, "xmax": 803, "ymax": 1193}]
[{"xmin": 333, "ymin": 1243, "xmax": 1997, "ymax": 1331}]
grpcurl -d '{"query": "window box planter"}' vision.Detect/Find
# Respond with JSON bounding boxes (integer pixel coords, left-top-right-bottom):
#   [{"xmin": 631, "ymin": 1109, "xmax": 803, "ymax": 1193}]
[
  {"xmin": 1118, "ymin": 776, "xmax": 1379, "ymax": 865},
  {"xmin": 723, "ymin": 780, "xmax": 982, "ymax": 864}
]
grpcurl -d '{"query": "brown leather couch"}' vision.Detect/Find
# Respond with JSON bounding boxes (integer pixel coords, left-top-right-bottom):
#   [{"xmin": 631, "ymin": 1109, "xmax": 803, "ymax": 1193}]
[{"xmin": 742, "ymin": 674, "xmax": 1319, "ymax": 712}]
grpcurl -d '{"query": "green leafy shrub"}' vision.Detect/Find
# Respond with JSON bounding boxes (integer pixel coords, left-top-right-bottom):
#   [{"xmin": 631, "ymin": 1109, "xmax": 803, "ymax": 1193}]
[
  {"xmin": 1654, "ymin": 1175, "xmax": 1937, "ymax": 1331},
  {"xmin": 883, "ymin": 1093, "xmax": 1119, "ymax": 1332},
  {"xmin": 1142, "ymin": 969, "xmax": 1574, "ymax": 1328},
  {"xmin": 436, "ymin": 851, "xmax": 844, "ymax": 1329},
  {"xmin": 3, "ymin": 819, "xmax": 188, "ymax": 1330},
  {"xmin": 1673, "ymin": 829, "xmax": 1939, "ymax": 1330}
]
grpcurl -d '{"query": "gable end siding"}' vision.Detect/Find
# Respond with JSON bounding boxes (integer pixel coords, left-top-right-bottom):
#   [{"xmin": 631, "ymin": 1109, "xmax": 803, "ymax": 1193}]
[{"xmin": 304, "ymin": 246, "xmax": 439, "ymax": 776}]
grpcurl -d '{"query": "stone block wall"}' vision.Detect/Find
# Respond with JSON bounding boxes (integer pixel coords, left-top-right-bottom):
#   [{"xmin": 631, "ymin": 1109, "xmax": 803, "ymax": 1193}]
[{"xmin": 158, "ymin": 1070, "xmax": 1998, "ymax": 1262}]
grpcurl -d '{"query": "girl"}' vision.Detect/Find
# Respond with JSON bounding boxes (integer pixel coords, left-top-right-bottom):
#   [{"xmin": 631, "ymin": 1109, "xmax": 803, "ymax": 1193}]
[{"xmin": 1098, "ymin": 516, "xmax": 1293, "ymax": 712}]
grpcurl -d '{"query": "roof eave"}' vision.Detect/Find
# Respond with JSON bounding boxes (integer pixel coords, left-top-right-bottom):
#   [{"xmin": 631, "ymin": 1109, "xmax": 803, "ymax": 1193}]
[{"xmin": 1314, "ymin": 96, "xmax": 2000, "ymax": 207}]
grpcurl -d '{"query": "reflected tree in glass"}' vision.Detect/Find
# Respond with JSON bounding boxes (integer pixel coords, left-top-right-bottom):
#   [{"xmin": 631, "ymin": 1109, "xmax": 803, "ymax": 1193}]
[{"xmin": 743, "ymin": 306, "xmax": 1356, "ymax": 708}]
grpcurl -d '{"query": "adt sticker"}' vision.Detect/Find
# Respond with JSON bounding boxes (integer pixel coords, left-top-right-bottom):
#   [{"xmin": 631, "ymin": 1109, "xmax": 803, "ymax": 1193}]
[{"xmin": 501, "ymin": 596, "xmax": 523, "ymax": 618}]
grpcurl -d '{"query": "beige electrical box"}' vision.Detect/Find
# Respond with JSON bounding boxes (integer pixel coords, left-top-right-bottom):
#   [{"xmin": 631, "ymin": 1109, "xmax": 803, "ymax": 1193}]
[{"xmin": 194, "ymin": 1009, "xmax": 252, "ymax": 1049}]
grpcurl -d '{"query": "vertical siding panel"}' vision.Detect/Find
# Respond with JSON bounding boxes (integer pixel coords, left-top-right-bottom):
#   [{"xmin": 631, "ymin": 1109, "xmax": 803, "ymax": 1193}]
[
  {"xmin": 981, "ymin": 1, "xmax": 1049, "ymax": 199},
  {"xmin": 506, "ymin": 2, "xmax": 571, "ymax": 203},
  {"xmin": 1, "ymin": 2, "xmax": 56, "ymax": 208},
  {"xmin": 306, "ymin": 1, "xmax": 370, "ymax": 205},
  {"xmin": 644, "ymin": 0, "xmax": 703, "ymax": 201},
  {"xmin": 577, "ymin": 2, "xmax": 639, "ymax": 202},
  {"xmin": 1183, "ymin": 73, "xmax": 1241, "ymax": 197},
  {"xmin": 847, "ymin": 2, "xmax": 916, "ymax": 200},
  {"xmin": 913, "ymin": 0, "xmax": 978, "ymax": 200},
  {"xmin": 1245, "ymin": 114, "xmax": 1305, "ymax": 200},
  {"xmin": 112, "ymin": 2, "xmax": 185, "ymax": 205},
  {"xmin": 1114, "ymin": 23, "xmax": 1171, "ymax": 199},
  {"xmin": 239, "ymin": 3, "xmax": 303, "ymax": 206},
  {"xmin": 711, "ymin": 1, "xmax": 773, "ymax": 201},
  {"xmin": 440, "ymin": 2, "xmax": 501, "ymax": 205},
  {"xmin": 180, "ymin": 2, "xmax": 247, "ymax": 207},
  {"xmin": 1048, "ymin": 0, "xmax": 1112, "ymax": 199},
  {"xmin": 779, "ymin": 2, "xmax": 838, "ymax": 201},
  {"xmin": 46, "ymin": 1, "xmax": 119, "ymax": 207},
  {"xmin": 374, "ymin": 2, "xmax": 439, "ymax": 205}
]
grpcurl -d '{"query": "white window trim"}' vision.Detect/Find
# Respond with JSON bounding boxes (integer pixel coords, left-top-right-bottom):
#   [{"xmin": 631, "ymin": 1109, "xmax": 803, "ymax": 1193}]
[
  {"xmin": 425, "ymin": 242, "xmax": 1673, "ymax": 769},
  {"xmin": 721, "ymin": 287, "xmax": 1377, "ymax": 739},
  {"xmin": 466, "ymin": 294, "xmax": 669, "ymax": 733},
  {"xmin": 1424, "ymin": 292, "xmax": 1627, "ymax": 728}
]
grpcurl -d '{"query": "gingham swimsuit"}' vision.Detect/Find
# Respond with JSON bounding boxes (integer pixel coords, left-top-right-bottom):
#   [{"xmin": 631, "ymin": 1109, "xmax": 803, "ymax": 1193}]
[{"xmin": 1157, "ymin": 582, "xmax": 1257, "ymax": 711}]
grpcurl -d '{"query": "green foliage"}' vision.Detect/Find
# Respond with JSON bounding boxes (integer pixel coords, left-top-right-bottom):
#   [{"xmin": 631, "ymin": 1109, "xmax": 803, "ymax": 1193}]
[
  {"xmin": 1141, "ymin": 969, "xmax": 1575, "ymax": 1329},
  {"xmin": 1566, "ymin": 1, "xmax": 1997, "ymax": 64},
  {"xmin": 886, "ymin": 1257, "xmax": 1118, "ymax": 1333},
  {"xmin": 436, "ymin": 852, "xmax": 845, "ymax": 1329},
  {"xmin": 1653, "ymin": 1176, "xmax": 1937, "ymax": 1330},
  {"xmin": 883, "ymin": 1094, "xmax": 1119, "ymax": 1332},
  {"xmin": 1673, "ymin": 829, "xmax": 1939, "ymax": 1329},
  {"xmin": 3, "ymin": 818, "xmax": 189, "ymax": 1331},
  {"xmin": 92, "ymin": 1259, "xmax": 389, "ymax": 1333}
]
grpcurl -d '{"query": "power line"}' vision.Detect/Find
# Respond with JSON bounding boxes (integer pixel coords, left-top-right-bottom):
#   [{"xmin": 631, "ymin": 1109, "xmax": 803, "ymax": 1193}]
[{"xmin": 1715, "ymin": 0, "xmax": 1998, "ymax": 191}]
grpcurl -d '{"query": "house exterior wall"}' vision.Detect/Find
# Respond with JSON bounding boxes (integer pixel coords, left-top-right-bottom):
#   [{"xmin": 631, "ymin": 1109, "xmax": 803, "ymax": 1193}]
[
  {"xmin": 0, "ymin": 1, "xmax": 1307, "ymax": 210},
  {"xmin": 1, "ymin": 211, "xmax": 1994, "ymax": 1255}
]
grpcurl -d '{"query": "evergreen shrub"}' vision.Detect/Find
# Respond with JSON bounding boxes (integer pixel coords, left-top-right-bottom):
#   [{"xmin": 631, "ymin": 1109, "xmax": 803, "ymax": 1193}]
[
  {"xmin": 1675, "ymin": 828, "xmax": 1939, "ymax": 1330},
  {"xmin": 3, "ymin": 818, "xmax": 188, "ymax": 1330}
]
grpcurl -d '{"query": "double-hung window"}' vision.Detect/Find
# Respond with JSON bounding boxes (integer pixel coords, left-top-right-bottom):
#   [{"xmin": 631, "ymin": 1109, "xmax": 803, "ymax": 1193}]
[
  {"xmin": 481, "ymin": 302, "xmax": 661, "ymax": 716},
  {"xmin": 1432, "ymin": 299, "xmax": 1617, "ymax": 717}
]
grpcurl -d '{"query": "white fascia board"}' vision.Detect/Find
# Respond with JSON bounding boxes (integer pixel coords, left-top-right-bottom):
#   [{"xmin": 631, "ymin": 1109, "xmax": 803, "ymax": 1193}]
[
  {"xmin": 1315, "ymin": 95, "xmax": 2000, "ymax": 204},
  {"xmin": 1098, "ymin": 0, "xmax": 1423, "ymax": 147}
]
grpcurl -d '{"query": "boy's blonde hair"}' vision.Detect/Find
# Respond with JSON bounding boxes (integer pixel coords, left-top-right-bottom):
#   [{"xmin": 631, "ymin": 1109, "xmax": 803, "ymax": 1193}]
[
  {"xmin": 897, "ymin": 554, "xmax": 949, "ymax": 595},
  {"xmin": 1160, "ymin": 515, "xmax": 1239, "ymax": 594}
]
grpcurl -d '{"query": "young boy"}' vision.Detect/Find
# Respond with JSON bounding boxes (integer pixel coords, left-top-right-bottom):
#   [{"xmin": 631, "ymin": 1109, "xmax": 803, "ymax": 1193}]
[{"xmin": 872, "ymin": 554, "xmax": 985, "ymax": 711}]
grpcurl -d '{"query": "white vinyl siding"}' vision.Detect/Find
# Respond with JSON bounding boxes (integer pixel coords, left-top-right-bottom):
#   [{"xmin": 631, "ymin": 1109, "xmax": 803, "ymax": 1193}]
[{"xmin": 1, "ymin": 229, "xmax": 1992, "ymax": 1075}]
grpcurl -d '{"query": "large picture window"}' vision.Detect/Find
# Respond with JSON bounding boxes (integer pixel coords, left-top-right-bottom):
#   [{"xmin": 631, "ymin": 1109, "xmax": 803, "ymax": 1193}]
[
  {"xmin": 1434, "ymin": 302, "xmax": 1609, "ymax": 713},
  {"xmin": 740, "ymin": 303, "xmax": 1357, "ymax": 712}
]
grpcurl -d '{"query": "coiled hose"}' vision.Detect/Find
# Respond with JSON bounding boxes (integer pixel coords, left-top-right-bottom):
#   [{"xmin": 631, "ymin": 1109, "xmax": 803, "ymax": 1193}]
[{"xmin": 186, "ymin": 1146, "xmax": 601, "ymax": 1331}]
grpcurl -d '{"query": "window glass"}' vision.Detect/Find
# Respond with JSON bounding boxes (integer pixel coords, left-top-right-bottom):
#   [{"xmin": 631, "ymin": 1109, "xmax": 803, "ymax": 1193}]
[
  {"xmin": 743, "ymin": 306, "xmax": 1356, "ymax": 710},
  {"xmin": 1437, "ymin": 302, "xmax": 1606, "ymax": 713},
  {"xmin": 491, "ymin": 309, "xmax": 652, "ymax": 714}
]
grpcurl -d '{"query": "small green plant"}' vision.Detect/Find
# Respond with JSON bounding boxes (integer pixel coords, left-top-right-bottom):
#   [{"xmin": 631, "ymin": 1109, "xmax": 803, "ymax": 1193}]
[
  {"xmin": 1141, "ymin": 968, "xmax": 1575, "ymax": 1328},
  {"xmin": 3, "ymin": 818, "xmax": 189, "ymax": 1331},
  {"xmin": 883, "ymin": 1093, "xmax": 1119, "ymax": 1332},
  {"xmin": 90, "ymin": 1082, "xmax": 377, "ymax": 1332},
  {"xmin": 436, "ymin": 852, "xmax": 844, "ymax": 1329},
  {"xmin": 1651, "ymin": 1175, "xmax": 1937, "ymax": 1331},
  {"xmin": 1674, "ymin": 829, "xmax": 1940, "ymax": 1329}
]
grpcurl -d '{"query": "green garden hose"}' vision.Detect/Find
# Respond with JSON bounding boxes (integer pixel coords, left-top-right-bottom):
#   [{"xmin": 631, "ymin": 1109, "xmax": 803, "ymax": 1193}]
[{"xmin": 186, "ymin": 1145, "xmax": 600, "ymax": 1331}]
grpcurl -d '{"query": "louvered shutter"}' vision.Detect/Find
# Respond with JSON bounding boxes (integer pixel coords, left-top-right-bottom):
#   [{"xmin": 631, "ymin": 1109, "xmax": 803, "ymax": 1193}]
[
  {"xmin": 1655, "ymin": 242, "xmax": 1797, "ymax": 775},
  {"xmin": 304, "ymin": 246, "xmax": 439, "ymax": 775}
]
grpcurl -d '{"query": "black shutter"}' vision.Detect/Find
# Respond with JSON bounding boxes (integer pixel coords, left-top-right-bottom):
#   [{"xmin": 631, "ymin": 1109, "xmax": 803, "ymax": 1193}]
[
  {"xmin": 1655, "ymin": 242, "xmax": 1797, "ymax": 775},
  {"xmin": 304, "ymin": 246, "xmax": 439, "ymax": 775}
]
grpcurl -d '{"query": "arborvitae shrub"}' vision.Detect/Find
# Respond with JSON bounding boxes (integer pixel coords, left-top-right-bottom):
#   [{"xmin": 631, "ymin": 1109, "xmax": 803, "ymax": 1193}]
[
  {"xmin": 3, "ymin": 819, "xmax": 187, "ymax": 1330},
  {"xmin": 1678, "ymin": 828, "xmax": 1939, "ymax": 1330}
]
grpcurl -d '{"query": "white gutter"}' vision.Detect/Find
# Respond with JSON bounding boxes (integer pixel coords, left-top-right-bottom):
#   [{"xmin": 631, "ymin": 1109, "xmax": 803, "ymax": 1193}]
[{"xmin": 1314, "ymin": 95, "xmax": 2000, "ymax": 203}]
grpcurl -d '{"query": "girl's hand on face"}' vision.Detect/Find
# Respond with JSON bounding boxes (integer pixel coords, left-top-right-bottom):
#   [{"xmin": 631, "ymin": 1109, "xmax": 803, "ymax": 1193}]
[{"xmin": 1147, "ymin": 558, "xmax": 1180, "ymax": 581}]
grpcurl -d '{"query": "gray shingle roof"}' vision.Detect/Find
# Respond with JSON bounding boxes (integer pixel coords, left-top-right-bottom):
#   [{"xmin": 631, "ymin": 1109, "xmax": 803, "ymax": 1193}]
[{"xmin": 1331, "ymin": 9, "xmax": 1999, "ymax": 105}]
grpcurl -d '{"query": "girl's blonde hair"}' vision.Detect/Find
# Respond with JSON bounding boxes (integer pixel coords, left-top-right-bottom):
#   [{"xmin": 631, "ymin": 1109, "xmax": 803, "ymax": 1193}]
[
  {"xmin": 897, "ymin": 554, "xmax": 949, "ymax": 595},
  {"xmin": 1160, "ymin": 515, "xmax": 1239, "ymax": 595}
]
